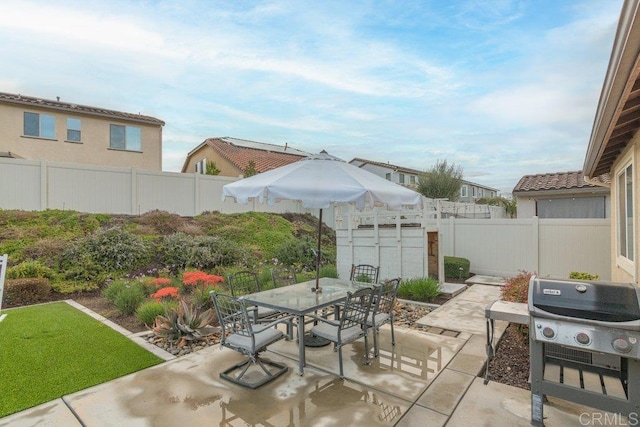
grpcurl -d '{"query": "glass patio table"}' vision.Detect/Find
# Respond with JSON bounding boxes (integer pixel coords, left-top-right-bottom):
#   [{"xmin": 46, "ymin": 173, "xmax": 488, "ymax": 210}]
[{"xmin": 241, "ymin": 277, "xmax": 374, "ymax": 375}]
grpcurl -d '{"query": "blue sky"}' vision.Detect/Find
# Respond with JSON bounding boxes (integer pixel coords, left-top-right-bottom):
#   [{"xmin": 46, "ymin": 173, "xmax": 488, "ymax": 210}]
[{"xmin": 0, "ymin": 0, "xmax": 623, "ymax": 195}]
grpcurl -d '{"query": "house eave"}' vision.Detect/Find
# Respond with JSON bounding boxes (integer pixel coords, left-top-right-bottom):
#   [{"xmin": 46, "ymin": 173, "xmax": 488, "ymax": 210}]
[{"xmin": 584, "ymin": 0, "xmax": 640, "ymax": 178}]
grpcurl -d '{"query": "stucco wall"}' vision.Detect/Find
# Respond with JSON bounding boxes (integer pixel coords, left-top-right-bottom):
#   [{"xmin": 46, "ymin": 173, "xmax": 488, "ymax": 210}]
[{"xmin": 0, "ymin": 103, "xmax": 162, "ymax": 170}]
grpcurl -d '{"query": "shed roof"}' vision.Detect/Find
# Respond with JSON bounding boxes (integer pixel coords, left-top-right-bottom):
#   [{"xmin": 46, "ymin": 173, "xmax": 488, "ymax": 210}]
[{"xmin": 513, "ymin": 170, "xmax": 610, "ymax": 194}]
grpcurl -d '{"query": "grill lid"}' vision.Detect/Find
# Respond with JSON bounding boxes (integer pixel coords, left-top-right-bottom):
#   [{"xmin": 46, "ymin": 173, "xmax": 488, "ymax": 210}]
[{"xmin": 529, "ymin": 277, "xmax": 640, "ymax": 322}]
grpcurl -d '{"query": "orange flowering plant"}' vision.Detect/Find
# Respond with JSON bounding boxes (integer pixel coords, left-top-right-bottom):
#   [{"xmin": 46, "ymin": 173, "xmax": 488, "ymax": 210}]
[
  {"xmin": 150, "ymin": 286, "xmax": 180, "ymax": 302},
  {"xmin": 151, "ymin": 277, "xmax": 172, "ymax": 288},
  {"xmin": 182, "ymin": 271, "xmax": 224, "ymax": 289}
]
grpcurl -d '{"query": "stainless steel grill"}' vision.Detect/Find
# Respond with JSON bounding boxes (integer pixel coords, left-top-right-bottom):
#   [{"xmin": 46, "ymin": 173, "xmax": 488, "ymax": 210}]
[{"xmin": 528, "ymin": 276, "xmax": 640, "ymax": 426}]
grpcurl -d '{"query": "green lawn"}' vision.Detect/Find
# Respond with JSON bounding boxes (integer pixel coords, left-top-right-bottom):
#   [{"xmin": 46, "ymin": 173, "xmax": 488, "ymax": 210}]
[{"xmin": 0, "ymin": 302, "xmax": 163, "ymax": 418}]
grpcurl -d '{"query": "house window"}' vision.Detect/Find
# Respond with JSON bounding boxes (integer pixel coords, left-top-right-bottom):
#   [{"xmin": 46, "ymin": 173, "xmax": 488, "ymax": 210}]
[
  {"xmin": 24, "ymin": 112, "xmax": 55, "ymax": 139},
  {"xmin": 195, "ymin": 158, "xmax": 207, "ymax": 174},
  {"xmin": 410, "ymin": 175, "xmax": 416, "ymax": 184},
  {"xmin": 399, "ymin": 173, "xmax": 405, "ymax": 184},
  {"xmin": 617, "ymin": 163, "xmax": 634, "ymax": 261},
  {"xmin": 479, "ymin": 188, "xmax": 484, "ymax": 197},
  {"xmin": 66, "ymin": 118, "xmax": 81, "ymax": 142},
  {"xmin": 385, "ymin": 172, "xmax": 391, "ymax": 181},
  {"xmin": 472, "ymin": 187, "xmax": 477, "ymax": 198},
  {"xmin": 461, "ymin": 185, "xmax": 468, "ymax": 198},
  {"xmin": 110, "ymin": 124, "xmax": 141, "ymax": 151}
]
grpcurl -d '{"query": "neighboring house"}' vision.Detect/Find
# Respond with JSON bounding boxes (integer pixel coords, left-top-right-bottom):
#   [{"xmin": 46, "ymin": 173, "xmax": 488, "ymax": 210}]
[
  {"xmin": 349, "ymin": 158, "xmax": 423, "ymax": 189},
  {"xmin": 512, "ymin": 171, "xmax": 610, "ymax": 218},
  {"xmin": 458, "ymin": 180, "xmax": 499, "ymax": 203},
  {"xmin": 0, "ymin": 92, "xmax": 165, "ymax": 170},
  {"xmin": 349, "ymin": 157, "xmax": 498, "ymax": 201},
  {"xmin": 181, "ymin": 137, "xmax": 308, "ymax": 177},
  {"xmin": 584, "ymin": 0, "xmax": 640, "ymax": 284}
]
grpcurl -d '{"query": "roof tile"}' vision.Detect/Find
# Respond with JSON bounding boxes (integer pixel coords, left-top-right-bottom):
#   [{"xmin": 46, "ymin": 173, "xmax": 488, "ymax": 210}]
[
  {"xmin": 206, "ymin": 138, "xmax": 307, "ymax": 173},
  {"xmin": 513, "ymin": 170, "xmax": 610, "ymax": 193}
]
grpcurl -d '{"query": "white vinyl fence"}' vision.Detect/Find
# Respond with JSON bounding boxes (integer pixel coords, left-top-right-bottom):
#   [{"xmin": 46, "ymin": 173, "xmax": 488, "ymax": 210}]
[
  {"xmin": 336, "ymin": 211, "xmax": 611, "ymax": 281},
  {"xmin": 0, "ymin": 158, "xmax": 334, "ymax": 224},
  {"xmin": 3, "ymin": 158, "xmax": 602, "ymax": 281}
]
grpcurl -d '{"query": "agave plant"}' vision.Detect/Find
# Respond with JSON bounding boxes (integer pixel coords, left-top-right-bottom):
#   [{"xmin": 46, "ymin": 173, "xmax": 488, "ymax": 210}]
[{"xmin": 153, "ymin": 299, "xmax": 218, "ymax": 347}]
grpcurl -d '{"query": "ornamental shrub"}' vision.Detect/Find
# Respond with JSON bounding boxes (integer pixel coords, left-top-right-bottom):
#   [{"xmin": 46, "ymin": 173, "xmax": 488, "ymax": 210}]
[
  {"xmin": 6, "ymin": 260, "xmax": 57, "ymax": 281},
  {"xmin": 160, "ymin": 233, "xmax": 248, "ymax": 271},
  {"xmin": 501, "ymin": 271, "xmax": 533, "ymax": 303},
  {"xmin": 113, "ymin": 285, "xmax": 147, "ymax": 316},
  {"xmin": 62, "ymin": 226, "xmax": 150, "ymax": 272},
  {"xmin": 4, "ymin": 278, "xmax": 51, "ymax": 305},
  {"xmin": 569, "ymin": 271, "xmax": 600, "ymax": 281},
  {"xmin": 397, "ymin": 277, "xmax": 441, "ymax": 302},
  {"xmin": 272, "ymin": 237, "xmax": 317, "ymax": 270},
  {"xmin": 136, "ymin": 300, "xmax": 175, "ymax": 327},
  {"xmin": 444, "ymin": 256, "xmax": 470, "ymax": 278}
]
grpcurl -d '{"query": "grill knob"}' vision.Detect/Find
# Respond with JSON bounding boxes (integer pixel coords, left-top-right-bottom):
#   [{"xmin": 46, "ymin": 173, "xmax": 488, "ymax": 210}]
[
  {"xmin": 576, "ymin": 332, "xmax": 590, "ymax": 345},
  {"xmin": 612, "ymin": 338, "xmax": 632, "ymax": 354},
  {"xmin": 542, "ymin": 327, "xmax": 555, "ymax": 339}
]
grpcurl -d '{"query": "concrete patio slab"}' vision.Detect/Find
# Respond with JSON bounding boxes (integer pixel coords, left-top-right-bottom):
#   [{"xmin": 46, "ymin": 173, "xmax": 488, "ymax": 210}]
[
  {"xmin": 416, "ymin": 285, "xmax": 506, "ymax": 335},
  {"xmin": 446, "ymin": 333, "xmax": 494, "ymax": 376},
  {"xmin": 270, "ymin": 326, "xmax": 467, "ymax": 403},
  {"xmin": 64, "ymin": 344, "xmax": 412, "ymax": 426},
  {"xmin": 0, "ymin": 399, "xmax": 82, "ymax": 427},
  {"xmin": 415, "ymin": 368, "xmax": 475, "ymax": 416},
  {"xmin": 456, "ymin": 284, "xmax": 503, "ymax": 305},
  {"xmin": 447, "ymin": 377, "xmax": 624, "ymax": 427},
  {"xmin": 439, "ymin": 282, "xmax": 467, "ymax": 297},
  {"xmin": 465, "ymin": 275, "xmax": 506, "ymax": 286},
  {"xmin": 395, "ymin": 404, "xmax": 449, "ymax": 427}
]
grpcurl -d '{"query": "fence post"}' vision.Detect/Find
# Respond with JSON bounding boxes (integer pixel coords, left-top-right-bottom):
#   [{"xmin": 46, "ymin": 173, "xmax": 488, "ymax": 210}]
[
  {"xmin": 131, "ymin": 168, "xmax": 137, "ymax": 215},
  {"xmin": 40, "ymin": 160, "xmax": 47, "ymax": 211},
  {"xmin": 532, "ymin": 216, "xmax": 540, "ymax": 274},
  {"xmin": 194, "ymin": 173, "xmax": 200, "ymax": 215}
]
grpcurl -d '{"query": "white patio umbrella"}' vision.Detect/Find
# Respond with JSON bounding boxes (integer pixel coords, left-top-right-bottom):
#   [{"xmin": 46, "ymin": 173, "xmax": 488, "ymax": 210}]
[{"xmin": 222, "ymin": 150, "xmax": 423, "ymax": 290}]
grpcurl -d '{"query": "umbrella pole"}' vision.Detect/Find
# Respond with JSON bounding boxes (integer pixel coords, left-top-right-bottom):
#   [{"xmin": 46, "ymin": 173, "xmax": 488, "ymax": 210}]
[{"xmin": 315, "ymin": 209, "xmax": 322, "ymax": 292}]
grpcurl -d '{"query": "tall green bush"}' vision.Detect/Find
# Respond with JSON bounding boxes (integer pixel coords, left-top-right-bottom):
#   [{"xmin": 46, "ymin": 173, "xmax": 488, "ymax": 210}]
[
  {"xmin": 397, "ymin": 277, "xmax": 441, "ymax": 302},
  {"xmin": 444, "ymin": 256, "xmax": 470, "ymax": 278}
]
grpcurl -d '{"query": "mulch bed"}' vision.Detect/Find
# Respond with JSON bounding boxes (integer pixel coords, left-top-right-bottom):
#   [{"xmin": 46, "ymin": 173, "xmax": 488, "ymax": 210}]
[{"xmin": 486, "ymin": 323, "xmax": 530, "ymax": 390}]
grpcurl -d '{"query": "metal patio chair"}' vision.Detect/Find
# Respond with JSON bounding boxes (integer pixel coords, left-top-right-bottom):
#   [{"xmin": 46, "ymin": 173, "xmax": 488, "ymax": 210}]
[
  {"xmin": 367, "ymin": 278, "xmax": 401, "ymax": 357},
  {"xmin": 350, "ymin": 264, "xmax": 380, "ymax": 284},
  {"xmin": 309, "ymin": 286, "xmax": 374, "ymax": 378},
  {"xmin": 228, "ymin": 270, "xmax": 291, "ymax": 335},
  {"xmin": 270, "ymin": 266, "xmax": 298, "ymax": 288},
  {"xmin": 210, "ymin": 292, "xmax": 293, "ymax": 389}
]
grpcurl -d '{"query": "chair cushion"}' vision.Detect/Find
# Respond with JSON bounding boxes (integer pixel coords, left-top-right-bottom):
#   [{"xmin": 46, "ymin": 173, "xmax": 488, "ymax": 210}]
[
  {"xmin": 226, "ymin": 327, "xmax": 283, "ymax": 352},
  {"xmin": 310, "ymin": 322, "xmax": 364, "ymax": 344},
  {"xmin": 257, "ymin": 307, "xmax": 280, "ymax": 318},
  {"xmin": 368, "ymin": 312, "xmax": 389, "ymax": 327}
]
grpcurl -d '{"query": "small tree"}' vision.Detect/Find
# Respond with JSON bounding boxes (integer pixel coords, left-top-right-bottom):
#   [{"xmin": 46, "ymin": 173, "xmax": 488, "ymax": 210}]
[
  {"xmin": 476, "ymin": 196, "xmax": 517, "ymax": 218},
  {"xmin": 417, "ymin": 159, "xmax": 463, "ymax": 201},
  {"xmin": 205, "ymin": 160, "xmax": 220, "ymax": 176},
  {"xmin": 243, "ymin": 160, "xmax": 258, "ymax": 177}
]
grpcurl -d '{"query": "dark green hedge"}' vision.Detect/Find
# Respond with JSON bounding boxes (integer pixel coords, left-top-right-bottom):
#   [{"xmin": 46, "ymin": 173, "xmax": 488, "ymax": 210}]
[{"xmin": 444, "ymin": 256, "xmax": 470, "ymax": 278}]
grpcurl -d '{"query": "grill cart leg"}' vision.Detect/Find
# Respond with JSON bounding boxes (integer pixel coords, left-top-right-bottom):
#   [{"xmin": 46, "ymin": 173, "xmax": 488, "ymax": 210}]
[{"xmin": 530, "ymin": 330, "xmax": 545, "ymax": 426}]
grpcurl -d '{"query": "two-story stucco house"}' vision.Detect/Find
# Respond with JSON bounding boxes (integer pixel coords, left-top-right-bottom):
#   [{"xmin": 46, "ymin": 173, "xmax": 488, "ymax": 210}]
[
  {"xmin": 349, "ymin": 158, "xmax": 423, "ymax": 189},
  {"xmin": 181, "ymin": 137, "xmax": 308, "ymax": 177},
  {"xmin": 585, "ymin": 0, "xmax": 640, "ymax": 283},
  {"xmin": 349, "ymin": 157, "xmax": 498, "ymax": 201},
  {"xmin": 0, "ymin": 92, "xmax": 165, "ymax": 170}
]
